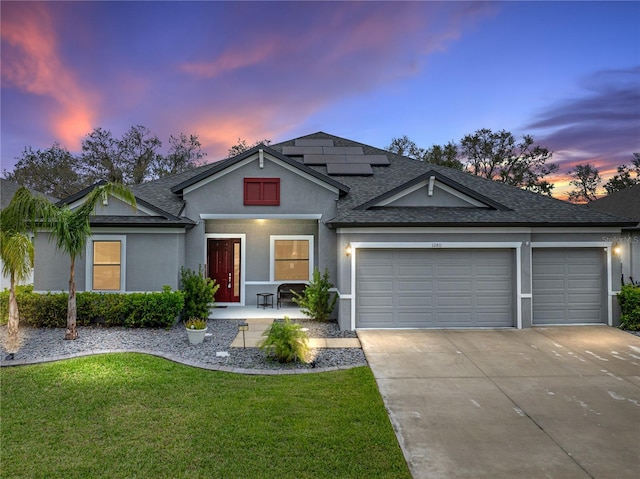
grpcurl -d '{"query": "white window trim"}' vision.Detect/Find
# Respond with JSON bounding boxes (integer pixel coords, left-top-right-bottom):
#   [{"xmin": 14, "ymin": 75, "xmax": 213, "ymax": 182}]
[
  {"xmin": 270, "ymin": 235, "xmax": 314, "ymax": 283},
  {"xmin": 85, "ymin": 234, "xmax": 126, "ymax": 292}
]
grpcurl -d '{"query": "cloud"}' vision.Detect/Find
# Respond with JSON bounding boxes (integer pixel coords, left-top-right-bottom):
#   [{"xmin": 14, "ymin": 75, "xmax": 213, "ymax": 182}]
[
  {"xmin": 1, "ymin": 2, "xmax": 96, "ymax": 150},
  {"xmin": 527, "ymin": 67, "xmax": 640, "ymax": 173},
  {"xmin": 175, "ymin": 2, "xmax": 495, "ymax": 157}
]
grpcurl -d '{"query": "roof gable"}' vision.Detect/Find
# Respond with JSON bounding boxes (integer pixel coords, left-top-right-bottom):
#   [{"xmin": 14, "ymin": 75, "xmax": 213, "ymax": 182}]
[
  {"xmin": 170, "ymin": 144, "xmax": 350, "ymax": 196},
  {"xmin": 355, "ymin": 170, "xmax": 510, "ymax": 211},
  {"xmin": 56, "ymin": 180, "xmax": 194, "ymax": 227}
]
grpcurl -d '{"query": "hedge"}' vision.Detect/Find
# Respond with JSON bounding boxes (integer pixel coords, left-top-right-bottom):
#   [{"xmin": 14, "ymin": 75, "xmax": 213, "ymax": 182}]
[
  {"xmin": 618, "ymin": 284, "xmax": 640, "ymax": 331},
  {"xmin": 0, "ymin": 287, "xmax": 184, "ymax": 329}
]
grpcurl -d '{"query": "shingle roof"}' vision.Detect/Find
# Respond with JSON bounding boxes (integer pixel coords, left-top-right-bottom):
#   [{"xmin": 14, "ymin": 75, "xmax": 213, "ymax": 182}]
[
  {"xmin": 1, "ymin": 178, "xmax": 58, "ymax": 209},
  {"xmin": 270, "ymin": 132, "xmax": 634, "ymax": 227},
  {"xmin": 51, "ymin": 131, "xmax": 635, "ymax": 229},
  {"xmin": 587, "ymin": 184, "xmax": 640, "ymax": 224}
]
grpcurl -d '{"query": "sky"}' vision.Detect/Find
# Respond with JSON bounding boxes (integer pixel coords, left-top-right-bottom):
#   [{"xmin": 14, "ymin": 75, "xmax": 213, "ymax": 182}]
[{"xmin": 1, "ymin": 1, "xmax": 639, "ymax": 200}]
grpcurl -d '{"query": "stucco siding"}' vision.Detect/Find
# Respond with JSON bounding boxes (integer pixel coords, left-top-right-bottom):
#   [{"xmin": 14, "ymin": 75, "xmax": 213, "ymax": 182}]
[{"xmin": 34, "ymin": 230, "xmax": 184, "ymax": 292}]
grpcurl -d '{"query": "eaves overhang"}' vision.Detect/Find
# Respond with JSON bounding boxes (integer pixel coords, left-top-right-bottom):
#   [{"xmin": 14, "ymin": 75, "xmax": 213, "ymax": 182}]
[{"xmin": 325, "ymin": 220, "xmax": 638, "ymax": 229}]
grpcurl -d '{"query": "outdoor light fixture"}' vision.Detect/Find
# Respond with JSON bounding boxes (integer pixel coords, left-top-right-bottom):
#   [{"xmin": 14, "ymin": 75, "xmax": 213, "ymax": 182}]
[
  {"xmin": 613, "ymin": 244, "xmax": 624, "ymax": 285},
  {"xmin": 345, "ymin": 244, "xmax": 352, "ymax": 257},
  {"xmin": 238, "ymin": 322, "xmax": 249, "ymax": 349}
]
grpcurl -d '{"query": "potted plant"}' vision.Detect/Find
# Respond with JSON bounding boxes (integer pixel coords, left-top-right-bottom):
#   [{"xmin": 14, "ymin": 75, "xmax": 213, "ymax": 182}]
[{"xmin": 184, "ymin": 317, "xmax": 207, "ymax": 345}]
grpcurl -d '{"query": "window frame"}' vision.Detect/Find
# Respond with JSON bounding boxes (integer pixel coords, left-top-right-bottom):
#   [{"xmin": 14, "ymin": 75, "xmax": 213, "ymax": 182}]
[
  {"xmin": 244, "ymin": 178, "xmax": 280, "ymax": 206},
  {"xmin": 269, "ymin": 235, "xmax": 314, "ymax": 283},
  {"xmin": 85, "ymin": 235, "xmax": 126, "ymax": 292}
]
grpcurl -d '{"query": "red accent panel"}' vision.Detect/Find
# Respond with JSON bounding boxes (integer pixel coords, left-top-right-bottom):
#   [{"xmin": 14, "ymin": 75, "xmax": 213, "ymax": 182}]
[{"xmin": 244, "ymin": 178, "xmax": 280, "ymax": 205}]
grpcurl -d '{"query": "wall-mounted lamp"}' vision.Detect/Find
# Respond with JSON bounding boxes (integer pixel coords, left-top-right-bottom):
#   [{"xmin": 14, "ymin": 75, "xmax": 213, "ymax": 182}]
[
  {"xmin": 613, "ymin": 244, "xmax": 622, "ymax": 256},
  {"xmin": 345, "ymin": 244, "xmax": 352, "ymax": 257}
]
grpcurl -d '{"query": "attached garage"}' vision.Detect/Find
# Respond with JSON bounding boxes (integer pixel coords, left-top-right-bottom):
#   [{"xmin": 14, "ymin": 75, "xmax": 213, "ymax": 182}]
[
  {"xmin": 532, "ymin": 248, "xmax": 606, "ymax": 325},
  {"xmin": 356, "ymin": 249, "xmax": 515, "ymax": 328}
]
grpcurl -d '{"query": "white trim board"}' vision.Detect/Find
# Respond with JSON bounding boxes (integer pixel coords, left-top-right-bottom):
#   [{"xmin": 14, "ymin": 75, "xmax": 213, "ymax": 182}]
[{"xmin": 200, "ymin": 214, "xmax": 322, "ymax": 221}]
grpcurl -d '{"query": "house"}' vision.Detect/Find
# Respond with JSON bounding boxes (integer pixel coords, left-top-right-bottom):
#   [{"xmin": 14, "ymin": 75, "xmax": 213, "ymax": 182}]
[
  {"xmin": 33, "ymin": 132, "xmax": 635, "ymax": 329},
  {"xmin": 588, "ymin": 184, "xmax": 640, "ymax": 286},
  {"xmin": 1, "ymin": 179, "xmax": 57, "ymax": 290}
]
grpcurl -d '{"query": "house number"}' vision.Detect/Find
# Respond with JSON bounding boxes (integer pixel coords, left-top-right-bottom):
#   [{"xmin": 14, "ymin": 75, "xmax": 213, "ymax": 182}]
[{"xmin": 432, "ymin": 242, "xmax": 443, "ymax": 248}]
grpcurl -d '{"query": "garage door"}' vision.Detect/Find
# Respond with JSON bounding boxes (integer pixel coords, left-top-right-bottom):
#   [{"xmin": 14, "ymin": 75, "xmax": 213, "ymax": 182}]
[
  {"xmin": 532, "ymin": 248, "xmax": 605, "ymax": 325},
  {"xmin": 356, "ymin": 249, "xmax": 514, "ymax": 328}
]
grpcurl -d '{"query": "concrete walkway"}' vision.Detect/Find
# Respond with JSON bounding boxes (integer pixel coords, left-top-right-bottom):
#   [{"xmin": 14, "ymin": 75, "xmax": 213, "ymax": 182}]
[
  {"xmin": 359, "ymin": 327, "xmax": 640, "ymax": 479},
  {"xmin": 230, "ymin": 318, "xmax": 361, "ymax": 348}
]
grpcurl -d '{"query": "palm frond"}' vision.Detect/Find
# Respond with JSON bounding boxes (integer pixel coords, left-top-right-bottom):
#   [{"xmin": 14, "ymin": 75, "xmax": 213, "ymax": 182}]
[
  {"xmin": 0, "ymin": 231, "xmax": 34, "ymax": 281},
  {"xmin": 0, "ymin": 187, "xmax": 57, "ymax": 233}
]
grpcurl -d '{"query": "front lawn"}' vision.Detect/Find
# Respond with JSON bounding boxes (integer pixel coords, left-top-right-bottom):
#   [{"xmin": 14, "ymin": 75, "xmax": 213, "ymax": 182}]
[{"xmin": 1, "ymin": 354, "xmax": 410, "ymax": 478}]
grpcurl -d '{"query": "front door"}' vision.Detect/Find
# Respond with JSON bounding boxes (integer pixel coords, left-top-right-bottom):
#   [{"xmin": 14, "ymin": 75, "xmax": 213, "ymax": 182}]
[{"xmin": 208, "ymin": 238, "xmax": 241, "ymax": 303}]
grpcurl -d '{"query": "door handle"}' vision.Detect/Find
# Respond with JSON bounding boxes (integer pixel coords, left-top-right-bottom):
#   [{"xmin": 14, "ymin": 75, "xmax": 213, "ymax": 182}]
[{"xmin": 228, "ymin": 272, "xmax": 232, "ymax": 288}]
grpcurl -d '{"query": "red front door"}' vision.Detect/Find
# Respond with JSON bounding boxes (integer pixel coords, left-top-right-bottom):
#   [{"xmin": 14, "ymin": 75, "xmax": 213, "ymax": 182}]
[{"xmin": 208, "ymin": 238, "xmax": 241, "ymax": 303}]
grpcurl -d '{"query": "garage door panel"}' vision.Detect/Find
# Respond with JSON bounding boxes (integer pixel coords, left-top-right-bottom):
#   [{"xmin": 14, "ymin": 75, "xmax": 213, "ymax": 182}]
[
  {"xmin": 399, "ymin": 296, "xmax": 433, "ymax": 307},
  {"xmin": 476, "ymin": 295, "xmax": 511, "ymax": 307},
  {"xmin": 397, "ymin": 264, "xmax": 433, "ymax": 276},
  {"xmin": 398, "ymin": 280, "xmax": 432, "ymax": 291},
  {"xmin": 532, "ymin": 248, "xmax": 604, "ymax": 325},
  {"xmin": 568, "ymin": 265, "xmax": 600, "ymax": 275},
  {"xmin": 356, "ymin": 249, "xmax": 514, "ymax": 328},
  {"xmin": 359, "ymin": 265, "xmax": 393, "ymax": 277},
  {"xmin": 437, "ymin": 264, "xmax": 472, "ymax": 276},
  {"xmin": 477, "ymin": 280, "xmax": 511, "ymax": 291},
  {"xmin": 438, "ymin": 280, "xmax": 472, "ymax": 292},
  {"xmin": 567, "ymin": 279, "xmax": 600, "ymax": 289}
]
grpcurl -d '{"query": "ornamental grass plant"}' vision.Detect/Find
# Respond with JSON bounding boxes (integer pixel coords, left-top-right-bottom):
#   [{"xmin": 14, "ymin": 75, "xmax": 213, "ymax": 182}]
[{"xmin": 259, "ymin": 316, "xmax": 309, "ymax": 363}]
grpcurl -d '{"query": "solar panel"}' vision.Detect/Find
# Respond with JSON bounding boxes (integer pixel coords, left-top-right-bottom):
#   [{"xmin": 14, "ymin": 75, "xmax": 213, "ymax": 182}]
[
  {"xmin": 326, "ymin": 163, "xmax": 373, "ymax": 175},
  {"xmin": 282, "ymin": 146, "xmax": 324, "ymax": 155},
  {"xmin": 295, "ymin": 139, "xmax": 335, "ymax": 147},
  {"xmin": 346, "ymin": 155, "xmax": 389, "ymax": 165},
  {"xmin": 304, "ymin": 154, "xmax": 347, "ymax": 165},
  {"xmin": 322, "ymin": 146, "xmax": 364, "ymax": 155}
]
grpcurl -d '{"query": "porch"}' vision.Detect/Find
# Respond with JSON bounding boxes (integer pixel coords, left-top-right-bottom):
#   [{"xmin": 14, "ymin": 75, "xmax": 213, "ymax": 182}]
[{"xmin": 209, "ymin": 304, "xmax": 308, "ymax": 320}]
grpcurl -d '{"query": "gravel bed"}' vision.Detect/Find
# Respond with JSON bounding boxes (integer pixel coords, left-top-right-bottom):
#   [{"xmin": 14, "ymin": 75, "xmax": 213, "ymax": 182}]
[{"xmin": 0, "ymin": 319, "xmax": 366, "ymax": 371}]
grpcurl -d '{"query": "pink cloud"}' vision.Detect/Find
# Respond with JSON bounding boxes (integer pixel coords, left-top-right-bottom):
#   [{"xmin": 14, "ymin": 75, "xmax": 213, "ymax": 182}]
[{"xmin": 1, "ymin": 2, "xmax": 96, "ymax": 150}]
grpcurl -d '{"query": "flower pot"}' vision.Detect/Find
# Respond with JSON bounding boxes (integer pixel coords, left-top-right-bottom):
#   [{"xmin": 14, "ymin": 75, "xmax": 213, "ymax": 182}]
[{"xmin": 185, "ymin": 327, "xmax": 208, "ymax": 345}]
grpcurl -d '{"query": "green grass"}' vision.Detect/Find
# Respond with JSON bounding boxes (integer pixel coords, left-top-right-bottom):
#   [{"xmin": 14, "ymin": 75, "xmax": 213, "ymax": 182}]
[{"xmin": 1, "ymin": 354, "xmax": 410, "ymax": 478}]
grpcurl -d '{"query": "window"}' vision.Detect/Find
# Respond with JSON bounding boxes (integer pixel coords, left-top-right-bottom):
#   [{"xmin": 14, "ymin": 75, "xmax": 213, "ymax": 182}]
[
  {"xmin": 244, "ymin": 178, "xmax": 280, "ymax": 205},
  {"xmin": 86, "ymin": 235, "xmax": 125, "ymax": 291},
  {"xmin": 93, "ymin": 241, "xmax": 121, "ymax": 290},
  {"xmin": 271, "ymin": 236, "xmax": 313, "ymax": 282}
]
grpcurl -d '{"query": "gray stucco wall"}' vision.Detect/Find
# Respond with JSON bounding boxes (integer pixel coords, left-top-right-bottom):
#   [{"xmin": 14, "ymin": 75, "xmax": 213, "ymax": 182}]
[
  {"xmin": 181, "ymin": 153, "xmax": 340, "ymax": 305},
  {"xmin": 92, "ymin": 196, "xmax": 148, "ymax": 216},
  {"xmin": 34, "ymin": 229, "xmax": 185, "ymax": 292}
]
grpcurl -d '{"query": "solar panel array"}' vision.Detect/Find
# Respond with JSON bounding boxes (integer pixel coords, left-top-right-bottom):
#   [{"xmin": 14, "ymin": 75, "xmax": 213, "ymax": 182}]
[{"xmin": 282, "ymin": 139, "xmax": 389, "ymax": 176}]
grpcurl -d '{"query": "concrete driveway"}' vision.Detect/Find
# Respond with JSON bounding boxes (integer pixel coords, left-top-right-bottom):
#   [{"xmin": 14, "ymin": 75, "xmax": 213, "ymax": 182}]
[{"xmin": 358, "ymin": 327, "xmax": 640, "ymax": 479}]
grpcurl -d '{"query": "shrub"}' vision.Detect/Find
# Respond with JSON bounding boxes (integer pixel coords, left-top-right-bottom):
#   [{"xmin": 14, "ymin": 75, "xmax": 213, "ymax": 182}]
[
  {"xmin": 180, "ymin": 266, "xmax": 220, "ymax": 320},
  {"xmin": 293, "ymin": 268, "xmax": 337, "ymax": 321},
  {"xmin": 259, "ymin": 316, "xmax": 309, "ymax": 363},
  {"xmin": 0, "ymin": 288, "xmax": 184, "ymax": 329},
  {"xmin": 618, "ymin": 284, "xmax": 640, "ymax": 331}
]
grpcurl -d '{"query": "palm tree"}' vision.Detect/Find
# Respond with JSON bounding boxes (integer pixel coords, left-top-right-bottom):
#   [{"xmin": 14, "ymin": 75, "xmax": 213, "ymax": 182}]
[
  {"xmin": 1, "ymin": 187, "xmax": 56, "ymax": 351},
  {"xmin": 50, "ymin": 183, "xmax": 136, "ymax": 339}
]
